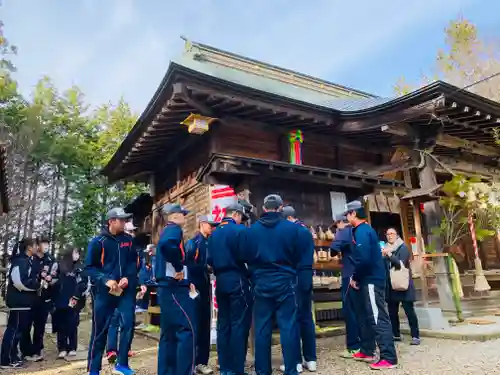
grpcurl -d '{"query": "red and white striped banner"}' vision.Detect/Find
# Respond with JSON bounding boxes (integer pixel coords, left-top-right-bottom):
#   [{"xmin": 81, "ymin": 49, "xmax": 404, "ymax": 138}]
[
  {"xmin": 210, "ymin": 185, "xmax": 237, "ymax": 222},
  {"xmin": 208, "ymin": 185, "xmax": 237, "ymax": 343}
]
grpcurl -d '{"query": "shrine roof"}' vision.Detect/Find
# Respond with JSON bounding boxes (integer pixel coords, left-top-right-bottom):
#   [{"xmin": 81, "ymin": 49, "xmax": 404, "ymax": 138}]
[{"xmin": 102, "ymin": 40, "xmax": 500, "ymax": 183}]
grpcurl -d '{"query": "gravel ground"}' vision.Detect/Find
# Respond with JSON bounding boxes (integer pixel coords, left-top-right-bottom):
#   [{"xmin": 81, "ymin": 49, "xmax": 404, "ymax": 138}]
[{"xmin": 2, "ymin": 318, "xmax": 500, "ymax": 374}]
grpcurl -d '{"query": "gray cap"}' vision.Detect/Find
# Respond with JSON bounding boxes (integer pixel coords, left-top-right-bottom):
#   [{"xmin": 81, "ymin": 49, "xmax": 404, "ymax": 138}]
[
  {"xmin": 198, "ymin": 214, "xmax": 218, "ymax": 226},
  {"xmin": 226, "ymin": 202, "xmax": 249, "ymax": 220},
  {"xmin": 263, "ymin": 194, "xmax": 284, "ymax": 210},
  {"xmin": 162, "ymin": 203, "xmax": 189, "ymax": 216},
  {"xmin": 282, "ymin": 206, "xmax": 296, "ymax": 218},
  {"xmin": 343, "ymin": 200, "xmax": 363, "ymax": 215},
  {"xmin": 334, "ymin": 213, "xmax": 347, "ymax": 222},
  {"xmin": 106, "ymin": 207, "xmax": 132, "ymax": 220}
]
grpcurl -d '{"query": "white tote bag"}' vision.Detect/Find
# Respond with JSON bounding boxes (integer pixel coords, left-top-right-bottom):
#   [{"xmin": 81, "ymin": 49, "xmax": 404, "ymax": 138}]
[{"xmin": 390, "ymin": 261, "xmax": 410, "ymax": 291}]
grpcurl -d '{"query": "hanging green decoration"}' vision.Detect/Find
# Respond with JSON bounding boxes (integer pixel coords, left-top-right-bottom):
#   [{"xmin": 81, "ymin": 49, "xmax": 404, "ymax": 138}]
[{"xmin": 289, "ymin": 129, "xmax": 303, "ymax": 165}]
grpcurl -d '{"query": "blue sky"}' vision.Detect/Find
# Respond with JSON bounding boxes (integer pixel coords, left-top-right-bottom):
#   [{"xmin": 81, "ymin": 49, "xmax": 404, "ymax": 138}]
[{"xmin": 3, "ymin": 0, "xmax": 499, "ymax": 113}]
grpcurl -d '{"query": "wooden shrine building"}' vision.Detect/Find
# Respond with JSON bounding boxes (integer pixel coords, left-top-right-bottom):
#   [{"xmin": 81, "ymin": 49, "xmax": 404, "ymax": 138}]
[{"xmin": 103, "ymin": 40, "xmax": 500, "ymax": 297}]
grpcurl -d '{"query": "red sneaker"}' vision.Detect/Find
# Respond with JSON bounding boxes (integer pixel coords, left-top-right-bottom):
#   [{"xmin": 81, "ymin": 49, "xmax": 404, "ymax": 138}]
[
  {"xmin": 106, "ymin": 351, "xmax": 117, "ymax": 364},
  {"xmin": 352, "ymin": 351, "xmax": 376, "ymax": 362},
  {"xmin": 369, "ymin": 360, "xmax": 397, "ymax": 370},
  {"xmin": 128, "ymin": 351, "xmax": 135, "ymax": 358}
]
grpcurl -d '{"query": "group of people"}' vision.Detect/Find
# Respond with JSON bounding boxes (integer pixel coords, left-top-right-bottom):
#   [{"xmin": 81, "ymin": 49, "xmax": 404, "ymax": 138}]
[
  {"xmin": 1, "ymin": 237, "xmax": 88, "ymax": 368},
  {"xmin": 154, "ymin": 194, "xmax": 417, "ymax": 375},
  {"xmin": 156, "ymin": 194, "xmax": 316, "ymax": 375},
  {"xmin": 0, "ymin": 210, "xmax": 152, "ymax": 373},
  {"xmin": 0, "ymin": 194, "xmax": 420, "ymax": 375}
]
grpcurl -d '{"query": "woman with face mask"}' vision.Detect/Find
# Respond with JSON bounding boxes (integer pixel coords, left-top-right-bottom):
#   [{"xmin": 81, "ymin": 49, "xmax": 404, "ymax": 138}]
[
  {"xmin": 0, "ymin": 238, "xmax": 40, "ymax": 369},
  {"xmin": 382, "ymin": 228, "xmax": 420, "ymax": 345},
  {"xmin": 52, "ymin": 246, "xmax": 89, "ymax": 359},
  {"xmin": 20, "ymin": 236, "xmax": 57, "ymax": 362}
]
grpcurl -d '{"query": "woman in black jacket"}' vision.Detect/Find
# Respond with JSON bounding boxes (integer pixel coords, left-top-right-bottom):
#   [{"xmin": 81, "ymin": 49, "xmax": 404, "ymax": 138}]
[
  {"xmin": 383, "ymin": 228, "xmax": 420, "ymax": 345},
  {"xmin": 0, "ymin": 238, "xmax": 40, "ymax": 369},
  {"xmin": 53, "ymin": 246, "xmax": 88, "ymax": 359}
]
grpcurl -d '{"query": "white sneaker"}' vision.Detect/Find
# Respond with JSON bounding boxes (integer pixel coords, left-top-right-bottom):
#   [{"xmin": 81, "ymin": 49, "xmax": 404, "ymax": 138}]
[
  {"xmin": 304, "ymin": 361, "xmax": 317, "ymax": 372},
  {"xmin": 279, "ymin": 364, "xmax": 303, "ymax": 373},
  {"xmin": 67, "ymin": 351, "xmax": 77, "ymax": 357},
  {"xmin": 25, "ymin": 354, "xmax": 43, "ymax": 362},
  {"xmin": 57, "ymin": 351, "xmax": 67, "ymax": 359},
  {"xmin": 196, "ymin": 364, "xmax": 214, "ymax": 374}
]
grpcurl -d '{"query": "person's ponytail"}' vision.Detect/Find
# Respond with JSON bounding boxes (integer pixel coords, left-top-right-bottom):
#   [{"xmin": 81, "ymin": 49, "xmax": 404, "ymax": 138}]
[{"xmin": 12, "ymin": 238, "xmax": 35, "ymax": 259}]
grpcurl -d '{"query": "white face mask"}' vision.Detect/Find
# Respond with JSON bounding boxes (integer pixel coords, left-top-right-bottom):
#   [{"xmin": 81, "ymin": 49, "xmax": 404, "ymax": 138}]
[{"xmin": 72, "ymin": 252, "xmax": 80, "ymax": 262}]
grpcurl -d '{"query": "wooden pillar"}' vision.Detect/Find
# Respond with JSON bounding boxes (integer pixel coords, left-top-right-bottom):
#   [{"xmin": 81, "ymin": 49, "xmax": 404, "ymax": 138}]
[
  {"xmin": 402, "ymin": 170, "xmax": 428, "ymax": 305},
  {"xmin": 412, "ymin": 200, "xmax": 429, "ymax": 306},
  {"xmin": 149, "ymin": 174, "xmax": 163, "ymax": 245},
  {"xmin": 399, "ymin": 200, "xmax": 411, "ymax": 246},
  {"xmin": 418, "ymin": 155, "xmax": 455, "ymax": 311}
]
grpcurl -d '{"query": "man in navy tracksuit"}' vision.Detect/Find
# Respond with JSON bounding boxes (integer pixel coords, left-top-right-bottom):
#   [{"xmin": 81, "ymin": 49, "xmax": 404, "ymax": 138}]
[
  {"xmin": 345, "ymin": 201, "xmax": 398, "ymax": 370},
  {"xmin": 84, "ymin": 207, "xmax": 139, "ymax": 375},
  {"xmin": 208, "ymin": 203, "xmax": 251, "ymax": 375},
  {"xmin": 243, "ymin": 195, "xmax": 304, "ymax": 375},
  {"xmin": 282, "ymin": 206, "xmax": 316, "ymax": 373},
  {"xmin": 155, "ymin": 203, "xmax": 197, "ymax": 375},
  {"xmin": 186, "ymin": 215, "xmax": 218, "ymax": 375},
  {"xmin": 330, "ymin": 213, "xmax": 360, "ymax": 358}
]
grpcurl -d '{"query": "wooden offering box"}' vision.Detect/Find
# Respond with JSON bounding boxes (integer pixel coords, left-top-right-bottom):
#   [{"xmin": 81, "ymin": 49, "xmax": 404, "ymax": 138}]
[{"xmin": 312, "ymin": 236, "xmax": 343, "ymax": 322}]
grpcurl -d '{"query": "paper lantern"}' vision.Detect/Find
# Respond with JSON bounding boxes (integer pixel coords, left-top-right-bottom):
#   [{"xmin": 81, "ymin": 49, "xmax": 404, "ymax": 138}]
[{"xmin": 180, "ymin": 113, "xmax": 217, "ymax": 135}]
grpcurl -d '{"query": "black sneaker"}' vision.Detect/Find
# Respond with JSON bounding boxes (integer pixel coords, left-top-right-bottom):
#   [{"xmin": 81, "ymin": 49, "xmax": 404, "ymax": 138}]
[
  {"xmin": 0, "ymin": 362, "xmax": 24, "ymax": 369},
  {"xmin": 393, "ymin": 336, "xmax": 402, "ymax": 342}
]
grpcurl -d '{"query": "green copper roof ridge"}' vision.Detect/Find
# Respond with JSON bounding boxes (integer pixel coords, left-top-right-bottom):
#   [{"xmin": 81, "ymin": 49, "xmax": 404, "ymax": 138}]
[{"xmin": 180, "ymin": 37, "xmax": 377, "ymax": 99}]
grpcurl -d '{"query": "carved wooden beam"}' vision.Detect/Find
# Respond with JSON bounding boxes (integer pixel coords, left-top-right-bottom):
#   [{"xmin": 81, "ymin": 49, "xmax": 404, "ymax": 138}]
[
  {"xmin": 347, "ymin": 161, "xmax": 417, "ymax": 176},
  {"xmin": 381, "ymin": 124, "xmax": 500, "ymax": 158},
  {"xmin": 338, "ymin": 96, "xmax": 446, "ymax": 133},
  {"xmin": 182, "ymin": 82, "xmax": 336, "ymax": 125},
  {"xmin": 435, "ymin": 156, "xmax": 500, "ymax": 178}
]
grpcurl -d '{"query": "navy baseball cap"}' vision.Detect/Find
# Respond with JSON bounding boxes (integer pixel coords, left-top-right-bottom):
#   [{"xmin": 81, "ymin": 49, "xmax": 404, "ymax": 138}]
[
  {"xmin": 343, "ymin": 200, "xmax": 363, "ymax": 215},
  {"xmin": 198, "ymin": 214, "xmax": 218, "ymax": 226},
  {"xmin": 263, "ymin": 194, "xmax": 284, "ymax": 210},
  {"xmin": 106, "ymin": 207, "xmax": 132, "ymax": 220},
  {"xmin": 162, "ymin": 203, "xmax": 189, "ymax": 216},
  {"xmin": 226, "ymin": 202, "xmax": 249, "ymax": 220},
  {"xmin": 282, "ymin": 206, "xmax": 296, "ymax": 218}
]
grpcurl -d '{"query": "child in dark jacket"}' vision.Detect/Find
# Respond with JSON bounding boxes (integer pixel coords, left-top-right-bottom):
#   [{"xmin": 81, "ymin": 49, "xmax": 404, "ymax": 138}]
[
  {"xmin": 52, "ymin": 246, "xmax": 88, "ymax": 359},
  {"xmin": 0, "ymin": 238, "xmax": 40, "ymax": 369}
]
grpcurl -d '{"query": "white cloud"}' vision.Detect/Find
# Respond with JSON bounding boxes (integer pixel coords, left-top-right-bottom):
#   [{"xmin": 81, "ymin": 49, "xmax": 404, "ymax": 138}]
[
  {"xmin": 86, "ymin": 0, "xmax": 470, "ymax": 109},
  {"xmin": 168, "ymin": 0, "xmax": 471, "ymax": 79},
  {"xmin": 53, "ymin": 0, "xmax": 138, "ymax": 88},
  {"xmin": 94, "ymin": 27, "xmax": 174, "ymax": 107}
]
